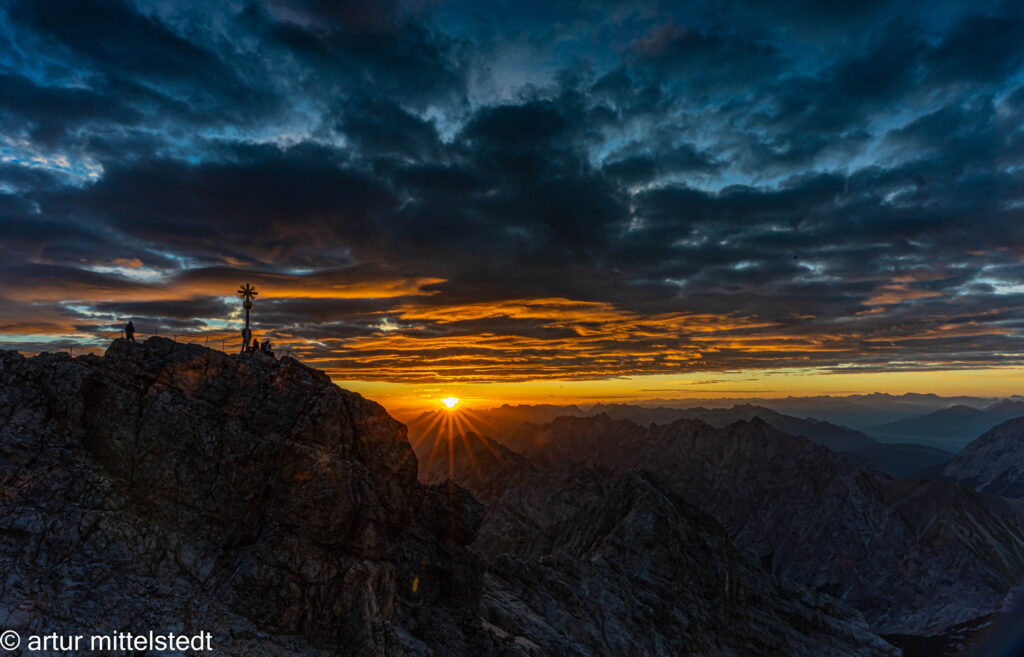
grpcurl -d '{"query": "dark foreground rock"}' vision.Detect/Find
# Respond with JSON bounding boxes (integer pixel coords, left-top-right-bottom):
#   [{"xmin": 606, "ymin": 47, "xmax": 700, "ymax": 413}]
[
  {"xmin": 1, "ymin": 338, "xmax": 896, "ymax": 656},
  {"xmin": 0, "ymin": 338, "xmax": 502, "ymax": 657}
]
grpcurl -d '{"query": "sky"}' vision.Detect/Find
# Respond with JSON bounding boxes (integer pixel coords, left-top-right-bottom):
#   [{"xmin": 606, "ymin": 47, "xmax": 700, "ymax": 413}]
[{"xmin": 1, "ymin": 0, "xmax": 1023, "ymax": 411}]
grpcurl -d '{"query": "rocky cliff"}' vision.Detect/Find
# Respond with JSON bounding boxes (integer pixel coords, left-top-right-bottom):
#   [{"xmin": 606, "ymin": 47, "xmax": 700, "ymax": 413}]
[
  {"xmin": 0, "ymin": 338, "xmax": 505, "ymax": 656},
  {"xmin": 0, "ymin": 338, "xmax": 899, "ymax": 656},
  {"xmin": 944, "ymin": 417, "xmax": 1024, "ymax": 498}
]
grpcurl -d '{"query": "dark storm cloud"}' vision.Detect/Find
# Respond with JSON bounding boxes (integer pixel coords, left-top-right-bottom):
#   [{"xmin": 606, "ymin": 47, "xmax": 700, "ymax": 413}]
[
  {"xmin": 10, "ymin": 0, "xmax": 231, "ymax": 83},
  {"xmin": 0, "ymin": 263, "xmax": 146, "ymax": 298},
  {"xmin": 628, "ymin": 22, "xmax": 787, "ymax": 94},
  {"xmin": 927, "ymin": 13, "xmax": 1024, "ymax": 85},
  {"xmin": 43, "ymin": 143, "xmax": 397, "ymax": 268},
  {"xmin": 6, "ymin": 0, "xmax": 282, "ymax": 133},
  {"xmin": 335, "ymin": 94, "xmax": 444, "ymax": 161},
  {"xmin": 603, "ymin": 142, "xmax": 721, "ymax": 185},
  {"xmin": 1, "ymin": 0, "xmax": 1022, "ymax": 382},
  {"xmin": 0, "ymin": 73, "xmax": 142, "ymax": 147},
  {"xmin": 248, "ymin": 0, "xmax": 468, "ymax": 107}
]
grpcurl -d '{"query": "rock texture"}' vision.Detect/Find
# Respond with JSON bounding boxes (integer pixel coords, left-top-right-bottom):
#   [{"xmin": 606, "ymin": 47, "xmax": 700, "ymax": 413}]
[
  {"xmin": 944, "ymin": 417, "xmax": 1024, "ymax": 498},
  {"xmin": 419, "ymin": 433, "xmax": 897, "ymax": 656},
  {"xmin": 443, "ymin": 414, "xmax": 1024, "ymax": 636},
  {"xmin": 0, "ymin": 338, "xmax": 508, "ymax": 657},
  {"xmin": 0, "ymin": 338, "xmax": 900, "ymax": 657}
]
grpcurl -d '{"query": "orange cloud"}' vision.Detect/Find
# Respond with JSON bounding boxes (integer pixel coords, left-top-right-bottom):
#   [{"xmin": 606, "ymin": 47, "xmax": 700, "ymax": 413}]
[
  {"xmin": 865, "ymin": 283, "xmax": 944, "ymax": 305},
  {"xmin": 0, "ymin": 264, "xmax": 443, "ymax": 302}
]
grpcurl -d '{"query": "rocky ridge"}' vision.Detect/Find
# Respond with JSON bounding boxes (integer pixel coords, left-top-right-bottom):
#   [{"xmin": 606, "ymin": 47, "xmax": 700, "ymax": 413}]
[
  {"xmin": 435, "ymin": 414, "xmax": 1024, "ymax": 636},
  {"xmin": 944, "ymin": 417, "xmax": 1024, "ymax": 498},
  {"xmin": 587, "ymin": 403, "xmax": 877, "ymax": 452},
  {"xmin": 419, "ymin": 433, "xmax": 897, "ymax": 656},
  {"xmin": 408, "ymin": 403, "xmax": 953, "ymax": 478},
  {"xmin": 0, "ymin": 338, "xmax": 501, "ymax": 656},
  {"xmin": 0, "ymin": 338, "xmax": 900, "ymax": 656}
]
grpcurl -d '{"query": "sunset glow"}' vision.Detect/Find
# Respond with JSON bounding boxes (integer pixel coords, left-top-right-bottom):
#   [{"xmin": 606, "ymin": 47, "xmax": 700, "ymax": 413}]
[
  {"xmin": 1, "ymin": 0, "xmax": 1021, "ymax": 416},
  {"xmin": 5, "ymin": 3, "xmax": 1024, "ymax": 655}
]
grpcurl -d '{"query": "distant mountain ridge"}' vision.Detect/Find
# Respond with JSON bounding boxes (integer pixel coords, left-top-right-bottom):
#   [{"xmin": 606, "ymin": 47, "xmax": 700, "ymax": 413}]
[
  {"xmin": 944, "ymin": 417, "xmax": 1024, "ymax": 498},
  {"xmin": 587, "ymin": 402, "xmax": 878, "ymax": 451},
  {"xmin": 399, "ymin": 393, "xmax": 1015, "ymax": 431},
  {"xmin": 408, "ymin": 403, "xmax": 954, "ymax": 478},
  {"xmin": 590, "ymin": 393, "xmax": 1008, "ymax": 428},
  {"xmin": 870, "ymin": 402, "xmax": 1024, "ymax": 450},
  {"xmin": 415, "ymin": 413, "xmax": 1024, "ymax": 637}
]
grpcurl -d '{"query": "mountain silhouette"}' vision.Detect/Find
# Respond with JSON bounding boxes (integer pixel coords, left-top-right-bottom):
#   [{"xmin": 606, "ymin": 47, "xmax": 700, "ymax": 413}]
[
  {"xmin": 410, "ymin": 403, "xmax": 956, "ymax": 477},
  {"xmin": 870, "ymin": 403, "xmax": 1024, "ymax": 450},
  {"xmin": 416, "ymin": 414, "xmax": 1024, "ymax": 639},
  {"xmin": 0, "ymin": 337, "xmax": 901, "ymax": 657}
]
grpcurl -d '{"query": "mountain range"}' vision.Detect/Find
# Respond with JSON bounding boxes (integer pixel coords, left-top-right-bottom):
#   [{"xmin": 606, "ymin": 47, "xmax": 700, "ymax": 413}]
[
  {"xmin": 944, "ymin": 417, "xmax": 1024, "ymax": 499},
  {"xmin": 414, "ymin": 432, "xmax": 897, "ymax": 656},
  {"xmin": 414, "ymin": 413, "xmax": 1024, "ymax": 646},
  {"xmin": 403, "ymin": 393, "xmax": 1016, "ymax": 433},
  {"xmin": 408, "ymin": 403, "xmax": 955, "ymax": 478},
  {"xmin": 869, "ymin": 401, "xmax": 1024, "ymax": 450},
  {"xmin": 0, "ymin": 338, "xmax": 903, "ymax": 657}
]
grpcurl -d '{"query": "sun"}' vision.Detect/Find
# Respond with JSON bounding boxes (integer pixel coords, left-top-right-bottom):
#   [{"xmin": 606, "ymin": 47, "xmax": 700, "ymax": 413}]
[{"xmin": 441, "ymin": 396, "xmax": 460, "ymax": 409}]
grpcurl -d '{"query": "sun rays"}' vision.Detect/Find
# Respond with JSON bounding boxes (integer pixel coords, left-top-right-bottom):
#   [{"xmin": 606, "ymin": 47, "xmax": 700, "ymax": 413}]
[{"xmin": 404, "ymin": 403, "xmax": 517, "ymax": 483}]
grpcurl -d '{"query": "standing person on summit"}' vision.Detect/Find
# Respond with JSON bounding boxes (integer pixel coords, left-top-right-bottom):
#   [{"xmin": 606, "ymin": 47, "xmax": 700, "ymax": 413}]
[{"xmin": 124, "ymin": 321, "xmax": 136, "ymax": 342}]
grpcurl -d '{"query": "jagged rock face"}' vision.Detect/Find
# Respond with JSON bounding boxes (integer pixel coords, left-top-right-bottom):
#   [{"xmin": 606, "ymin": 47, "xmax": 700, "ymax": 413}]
[
  {"xmin": 471, "ymin": 415, "xmax": 1024, "ymax": 635},
  {"xmin": 0, "ymin": 338, "xmax": 903, "ymax": 657},
  {"xmin": 944, "ymin": 417, "xmax": 1024, "ymax": 498},
  {"xmin": 418, "ymin": 433, "xmax": 898, "ymax": 656},
  {"xmin": 0, "ymin": 338, "xmax": 506, "ymax": 657}
]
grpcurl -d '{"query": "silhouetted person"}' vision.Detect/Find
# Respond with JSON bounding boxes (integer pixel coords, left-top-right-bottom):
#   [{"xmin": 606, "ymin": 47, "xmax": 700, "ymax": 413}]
[
  {"xmin": 261, "ymin": 339, "xmax": 274, "ymax": 358},
  {"xmin": 125, "ymin": 321, "xmax": 136, "ymax": 342},
  {"xmin": 251, "ymin": 337, "xmax": 260, "ymax": 353},
  {"xmin": 241, "ymin": 327, "xmax": 251, "ymax": 353}
]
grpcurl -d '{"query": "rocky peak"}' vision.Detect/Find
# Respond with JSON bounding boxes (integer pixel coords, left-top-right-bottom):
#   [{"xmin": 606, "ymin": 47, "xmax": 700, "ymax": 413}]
[
  {"xmin": 944, "ymin": 417, "xmax": 1024, "ymax": 498},
  {"xmin": 0, "ymin": 338, "xmax": 502, "ymax": 656}
]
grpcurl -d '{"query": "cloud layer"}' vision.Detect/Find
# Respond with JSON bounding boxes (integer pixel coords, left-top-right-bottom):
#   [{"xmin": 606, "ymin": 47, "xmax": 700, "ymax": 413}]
[{"xmin": 1, "ymin": 0, "xmax": 1023, "ymax": 384}]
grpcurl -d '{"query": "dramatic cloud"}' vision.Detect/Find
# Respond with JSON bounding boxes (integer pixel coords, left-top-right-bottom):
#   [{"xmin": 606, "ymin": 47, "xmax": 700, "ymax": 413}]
[{"xmin": 1, "ymin": 0, "xmax": 1022, "ymax": 387}]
